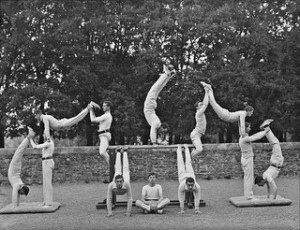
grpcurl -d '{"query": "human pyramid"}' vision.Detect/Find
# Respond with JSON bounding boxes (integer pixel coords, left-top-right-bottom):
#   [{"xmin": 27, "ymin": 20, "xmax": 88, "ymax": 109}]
[{"xmin": 6, "ymin": 64, "xmax": 284, "ymax": 215}]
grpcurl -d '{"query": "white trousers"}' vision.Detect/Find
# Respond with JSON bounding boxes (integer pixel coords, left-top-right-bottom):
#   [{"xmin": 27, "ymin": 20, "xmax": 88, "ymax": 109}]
[
  {"xmin": 241, "ymin": 156, "xmax": 254, "ymax": 198},
  {"xmin": 113, "ymin": 151, "xmax": 130, "ymax": 183},
  {"xmin": 42, "ymin": 159, "xmax": 54, "ymax": 205},
  {"xmin": 177, "ymin": 146, "xmax": 195, "ymax": 184}
]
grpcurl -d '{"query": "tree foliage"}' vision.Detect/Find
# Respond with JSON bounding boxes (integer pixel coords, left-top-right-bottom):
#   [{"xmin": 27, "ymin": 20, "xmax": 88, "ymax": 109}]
[{"xmin": 0, "ymin": 0, "xmax": 299, "ymax": 147}]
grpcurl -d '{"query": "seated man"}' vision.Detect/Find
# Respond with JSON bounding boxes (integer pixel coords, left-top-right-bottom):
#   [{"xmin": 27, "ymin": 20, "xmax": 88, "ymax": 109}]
[
  {"xmin": 135, "ymin": 172, "xmax": 170, "ymax": 214},
  {"xmin": 177, "ymin": 144, "xmax": 201, "ymax": 214},
  {"xmin": 255, "ymin": 119, "xmax": 284, "ymax": 200},
  {"xmin": 8, "ymin": 127, "xmax": 35, "ymax": 207},
  {"xmin": 106, "ymin": 147, "xmax": 133, "ymax": 217}
]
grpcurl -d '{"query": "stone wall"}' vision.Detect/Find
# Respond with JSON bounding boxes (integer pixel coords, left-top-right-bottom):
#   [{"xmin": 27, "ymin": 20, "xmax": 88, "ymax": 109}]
[{"xmin": 0, "ymin": 143, "xmax": 299, "ymax": 185}]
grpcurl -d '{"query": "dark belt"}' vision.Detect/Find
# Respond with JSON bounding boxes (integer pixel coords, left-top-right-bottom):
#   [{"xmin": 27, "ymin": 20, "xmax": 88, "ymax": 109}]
[
  {"xmin": 145, "ymin": 199, "xmax": 159, "ymax": 201},
  {"xmin": 271, "ymin": 163, "xmax": 282, "ymax": 169},
  {"xmin": 42, "ymin": 156, "xmax": 53, "ymax": 161},
  {"xmin": 97, "ymin": 129, "xmax": 110, "ymax": 135}
]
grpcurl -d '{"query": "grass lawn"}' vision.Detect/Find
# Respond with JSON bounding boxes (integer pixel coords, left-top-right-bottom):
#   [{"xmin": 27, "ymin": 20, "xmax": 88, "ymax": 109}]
[{"xmin": 0, "ymin": 177, "xmax": 299, "ymax": 230}]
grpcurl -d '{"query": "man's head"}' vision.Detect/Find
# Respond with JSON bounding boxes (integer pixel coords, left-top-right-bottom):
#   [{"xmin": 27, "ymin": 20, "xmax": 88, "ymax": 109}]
[
  {"xmin": 33, "ymin": 109, "xmax": 43, "ymax": 121},
  {"xmin": 245, "ymin": 122, "xmax": 251, "ymax": 134},
  {"xmin": 27, "ymin": 127, "xmax": 36, "ymax": 138},
  {"xmin": 148, "ymin": 172, "xmax": 157, "ymax": 185},
  {"xmin": 185, "ymin": 177, "xmax": 195, "ymax": 191},
  {"xmin": 18, "ymin": 185, "xmax": 30, "ymax": 196},
  {"xmin": 158, "ymin": 122, "xmax": 169, "ymax": 135},
  {"xmin": 254, "ymin": 175, "xmax": 267, "ymax": 187},
  {"xmin": 114, "ymin": 174, "xmax": 124, "ymax": 189},
  {"xmin": 102, "ymin": 100, "xmax": 112, "ymax": 112},
  {"xmin": 194, "ymin": 101, "xmax": 204, "ymax": 110},
  {"xmin": 244, "ymin": 105, "xmax": 254, "ymax": 117}
]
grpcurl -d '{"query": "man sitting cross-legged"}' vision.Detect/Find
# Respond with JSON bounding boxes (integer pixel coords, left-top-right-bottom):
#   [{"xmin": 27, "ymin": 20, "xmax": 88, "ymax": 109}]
[
  {"xmin": 135, "ymin": 172, "xmax": 170, "ymax": 214},
  {"xmin": 106, "ymin": 147, "xmax": 133, "ymax": 217},
  {"xmin": 177, "ymin": 144, "xmax": 201, "ymax": 214}
]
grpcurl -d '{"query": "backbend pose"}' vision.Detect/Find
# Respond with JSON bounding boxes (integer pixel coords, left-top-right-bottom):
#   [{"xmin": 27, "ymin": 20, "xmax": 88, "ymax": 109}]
[
  {"xmin": 190, "ymin": 86, "xmax": 209, "ymax": 157},
  {"xmin": 144, "ymin": 65, "xmax": 173, "ymax": 145},
  {"xmin": 106, "ymin": 147, "xmax": 133, "ymax": 217},
  {"xmin": 255, "ymin": 119, "xmax": 284, "ymax": 199},
  {"xmin": 89, "ymin": 100, "xmax": 113, "ymax": 165},
  {"xmin": 135, "ymin": 172, "xmax": 170, "ymax": 214},
  {"xmin": 34, "ymin": 102, "xmax": 96, "ymax": 141},
  {"xmin": 177, "ymin": 144, "xmax": 201, "ymax": 214},
  {"xmin": 29, "ymin": 132, "xmax": 55, "ymax": 206},
  {"xmin": 201, "ymin": 82, "xmax": 254, "ymax": 137},
  {"xmin": 8, "ymin": 127, "xmax": 35, "ymax": 207},
  {"xmin": 239, "ymin": 122, "xmax": 269, "ymax": 199}
]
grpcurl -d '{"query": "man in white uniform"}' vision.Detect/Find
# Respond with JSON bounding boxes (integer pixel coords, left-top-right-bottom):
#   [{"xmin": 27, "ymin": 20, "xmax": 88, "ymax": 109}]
[
  {"xmin": 201, "ymin": 82, "xmax": 254, "ymax": 137},
  {"xmin": 177, "ymin": 144, "xmax": 201, "ymax": 214},
  {"xmin": 29, "ymin": 132, "xmax": 55, "ymax": 206},
  {"xmin": 144, "ymin": 65, "xmax": 173, "ymax": 145},
  {"xmin": 239, "ymin": 122, "xmax": 269, "ymax": 199},
  {"xmin": 255, "ymin": 119, "xmax": 284, "ymax": 199},
  {"xmin": 89, "ymin": 100, "xmax": 113, "ymax": 165},
  {"xmin": 190, "ymin": 86, "xmax": 209, "ymax": 157},
  {"xmin": 135, "ymin": 172, "xmax": 170, "ymax": 214},
  {"xmin": 8, "ymin": 127, "xmax": 35, "ymax": 207},
  {"xmin": 106, "ymin": 147, "xmax": 132, "ymax": 217},
  {"xmin": 34, "ymin": 102, "xmax": 96, "ymax": 141}
]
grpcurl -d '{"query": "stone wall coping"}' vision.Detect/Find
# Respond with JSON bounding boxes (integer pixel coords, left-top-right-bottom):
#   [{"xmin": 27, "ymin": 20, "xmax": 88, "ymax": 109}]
[{"xmin": 0, "ymin": 142, "xmax": 299, "ymax": 155}]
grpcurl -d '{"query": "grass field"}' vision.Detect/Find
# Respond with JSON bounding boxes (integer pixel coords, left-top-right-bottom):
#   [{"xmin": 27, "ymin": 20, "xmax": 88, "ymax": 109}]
[{"xmin": 0, "ymin": 177, "xmax": 299, "ymax": 230}]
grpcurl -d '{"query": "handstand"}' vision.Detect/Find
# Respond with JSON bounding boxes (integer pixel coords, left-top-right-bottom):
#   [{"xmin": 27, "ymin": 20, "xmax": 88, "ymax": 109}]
[
  {"xmin": 255, "ymin": 119, "xmax": 284, "ymax": 199},
  {"xmin": 106, "ymin": 147, "xmax": 133, "ymax": 217},
  {"xmin": 89, "ymin": 100, "xmax": 113, "ymax": 165},
  {"xmin": 8, "ymin": 127, "xmax": 35, "ymax": 207},
  {"xmin": 34, "ymin": 102, "xmax": 97, "ymax": 141},
  {"xmin": 190, "ymin": 86, "xmax": 209, "ymax": 157},
  {"xmin": 201, "ymin": 82, "xmax": 254, "ymax": 137},
  {"xmin": 144, "ymin": 65, "xmax": 173, "ymax": 145},
  {"xmin": 177, "ymin": 144, "xmax": 201, "ymax": 214}
]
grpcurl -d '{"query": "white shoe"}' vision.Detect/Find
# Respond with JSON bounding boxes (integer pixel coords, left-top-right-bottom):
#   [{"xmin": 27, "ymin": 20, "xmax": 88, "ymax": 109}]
[{"xmin": 259, "ymin": 119, "xmax": 274, "ymax": 130}]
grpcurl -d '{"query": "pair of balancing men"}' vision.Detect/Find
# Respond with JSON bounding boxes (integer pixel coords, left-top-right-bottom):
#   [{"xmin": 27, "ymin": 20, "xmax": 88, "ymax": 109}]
[
  {"xmin": 240, "ymin": 119, "xmax": 284, "ymax": 200},
  {"xmin": 8, "ymin": 127, "xmax": 55, "ymax": 207},
  {"xmin": 146, "ymin": 66, "xmax": 283, "ymax": 200},
  {"xmin": 106, "ymin": 145, "xmax": 201, "ymax": 216},
  {"xmin": 199, "ymin": 83, "xmax": 283, "ymax": 199},
  {"xmin": 34, "ymin": 100, "xmax": 113, "ymax": 165},
  {"xmin": 144, "ymin": 65, "xmax": 254, "ymax": 155}
]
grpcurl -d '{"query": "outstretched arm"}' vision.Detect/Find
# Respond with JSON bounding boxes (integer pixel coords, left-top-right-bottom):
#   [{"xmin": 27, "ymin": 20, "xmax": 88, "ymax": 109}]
[
  {"xmin": 106, "ymin": 183, "xmax": 114, "ymax": 216},
  {"xmin": 12, "ymin": 185, "xmax": 20, "ymax": 208},
  {"xmin": 269, "ymin": 180, "xmax": 278, "ymax": 199},
  {"xmin": 90, "ymin": 110, "xmax": 108, "ymax": 123},
  {"xmin": 178, "ymin": 183, "xmax": 185, "ymax": 214},
  {"xmin": 194, "ymin": 184, "xmax": 201, "ymax": 214},
  {"xmin": 125, "ymin": 183, "xmax": 133, "ymax": 216},
  {"xmin": 197, "ymin": 88, "xmax": 209, "ymax": 114},
  {"xmin": 266, "ymin": 182, "xmax": 271, "ymax": 198},
  {"xmin": 239, "ymin": 112, "xmax": 247, "ymax": 137},
  {"xmin": 42, "ymin": 116, "xmax": 51, "ymax": 141},
  {"xmin": 30, "ymin": 138, "xmax": 51, "ymax": 149}
]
